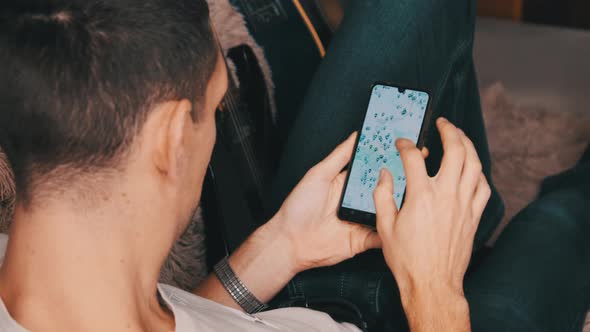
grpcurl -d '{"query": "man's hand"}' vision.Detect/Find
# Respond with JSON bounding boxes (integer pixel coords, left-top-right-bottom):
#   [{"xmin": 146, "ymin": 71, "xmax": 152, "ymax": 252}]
[
  {"xmin": 373, "ymin": 118, "xmax": 491, "ymax": 332},
  {"xmin": 196, "ymin": 133, "xmax": 383, "ymax": 309},
  {"xmin": 271, "ymin": 132, "xmax": 382, "ymax": 273}
]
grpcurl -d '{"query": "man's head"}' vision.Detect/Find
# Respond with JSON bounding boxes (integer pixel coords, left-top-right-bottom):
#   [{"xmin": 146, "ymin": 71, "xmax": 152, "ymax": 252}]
[{"xmin": 0, "ymin": 0, "xmax": 228, "ymax": 236}]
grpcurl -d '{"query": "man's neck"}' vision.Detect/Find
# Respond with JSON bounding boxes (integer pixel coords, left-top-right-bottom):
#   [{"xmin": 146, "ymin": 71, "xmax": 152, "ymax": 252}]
[{"xmin": 0, "ymin": 197, "xmax": 176, "ymax": 332}]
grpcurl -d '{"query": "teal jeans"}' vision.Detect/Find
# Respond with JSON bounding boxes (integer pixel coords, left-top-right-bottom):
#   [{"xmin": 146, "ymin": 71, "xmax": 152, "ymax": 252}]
[
  {"xmin": 265, "ymin": 0, "xmax": 590, "ymax": 330},
  {"xmin": 268, "ymin": 0, "xmax": 504, "ymax": 246}
]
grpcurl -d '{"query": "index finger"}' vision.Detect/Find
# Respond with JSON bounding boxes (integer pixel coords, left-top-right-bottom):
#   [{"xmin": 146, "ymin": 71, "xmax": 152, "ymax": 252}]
[
  {"xmin": 314, "ymin": 132, "xmax": 357, "ymax": 179},
  {"xmin": 396, "ymin": 138, "xmax": 430, "ymax": 195}
]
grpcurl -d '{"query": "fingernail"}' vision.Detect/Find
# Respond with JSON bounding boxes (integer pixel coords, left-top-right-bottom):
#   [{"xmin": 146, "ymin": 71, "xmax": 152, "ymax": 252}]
[
  {"xmin": 437, "ymin": 117, "xmax": 447, "ymax": 124},
  {"xmin": 379, "ymin": 168, "xmax": 385, "ymax": 179}
]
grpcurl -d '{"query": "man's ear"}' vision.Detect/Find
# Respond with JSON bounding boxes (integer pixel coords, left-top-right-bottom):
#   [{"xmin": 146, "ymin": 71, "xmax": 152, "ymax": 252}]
[{"xmin": 152, "ymin": 99, "xmax": 194, "ymax": 181}]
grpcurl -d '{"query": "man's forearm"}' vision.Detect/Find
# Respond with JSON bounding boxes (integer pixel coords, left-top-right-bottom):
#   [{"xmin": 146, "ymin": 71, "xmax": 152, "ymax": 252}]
[
  {"xmin": 194, "ymin": 217, "xmax": 297, "ymax": 311},
  {"xmin": 400, "ymin": 283, "xmax": 471, "ymax": 332}
]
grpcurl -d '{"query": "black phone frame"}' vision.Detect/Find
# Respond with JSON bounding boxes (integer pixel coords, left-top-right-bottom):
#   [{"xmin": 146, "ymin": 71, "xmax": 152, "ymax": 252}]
[{"xmin": 337, "ymin": 81, "xmax": 435, "ymax": 228}]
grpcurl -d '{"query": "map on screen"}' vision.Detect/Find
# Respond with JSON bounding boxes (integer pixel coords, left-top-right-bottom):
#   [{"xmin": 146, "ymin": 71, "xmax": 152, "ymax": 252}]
[{"xmin": 342, "ymin": 85, "xmax": 429, "ymax": 213}]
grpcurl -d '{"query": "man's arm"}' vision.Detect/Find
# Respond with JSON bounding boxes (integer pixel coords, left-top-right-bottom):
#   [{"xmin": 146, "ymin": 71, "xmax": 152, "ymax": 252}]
[
  {"xmin": 195, "ymin": 133, "xmax": 382, "ymax": 310},
  {"xmin": 401, "ymin": 284, "xmax": 471, "ymax": 332},
  {"xmin": 194, "ymin": 217, "xmax": 297, "ymax": 309}
]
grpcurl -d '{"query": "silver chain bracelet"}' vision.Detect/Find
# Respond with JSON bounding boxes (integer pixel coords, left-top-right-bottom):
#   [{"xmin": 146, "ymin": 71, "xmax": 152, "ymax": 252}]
[{"xmin": 213, "ymin": 256, "xmax": 268, "ymax": 314}]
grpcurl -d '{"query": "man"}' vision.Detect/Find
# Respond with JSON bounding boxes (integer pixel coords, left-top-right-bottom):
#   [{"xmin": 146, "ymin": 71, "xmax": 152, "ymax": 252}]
[{"xmin": 0, "ymin": 1, "xmax": 588, "ymax": 332}]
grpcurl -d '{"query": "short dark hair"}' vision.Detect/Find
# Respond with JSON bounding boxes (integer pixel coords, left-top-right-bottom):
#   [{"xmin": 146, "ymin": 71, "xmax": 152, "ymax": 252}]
[{"xmin": 0, "ymin": 0, "xmax": 218, "ymax": 204}]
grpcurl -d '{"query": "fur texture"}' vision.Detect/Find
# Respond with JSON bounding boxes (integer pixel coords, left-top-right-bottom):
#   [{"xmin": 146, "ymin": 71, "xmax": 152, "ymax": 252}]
[
  {"xmin": 481, "ymin": 83, "xmax": 590, "ymax": 242},
  {"xmin": 159, "ymin": 206, "xmax": 208, "ymax": 290},
  {"xmin": 0, "ymin": 150, "xmax": 13, "ymax": 234}
]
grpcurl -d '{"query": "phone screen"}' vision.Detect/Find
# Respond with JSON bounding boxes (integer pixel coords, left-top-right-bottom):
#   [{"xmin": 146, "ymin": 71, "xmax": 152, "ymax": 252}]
[{"xmin": 341, "ymin": 84, "xmax": 430, "ymax": 214}]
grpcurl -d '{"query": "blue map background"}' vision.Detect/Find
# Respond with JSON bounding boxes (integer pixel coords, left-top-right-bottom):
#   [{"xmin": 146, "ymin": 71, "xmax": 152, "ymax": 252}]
[{"xmin": 342, "ymin": 85, "xmax": 429, "ymax": 213}]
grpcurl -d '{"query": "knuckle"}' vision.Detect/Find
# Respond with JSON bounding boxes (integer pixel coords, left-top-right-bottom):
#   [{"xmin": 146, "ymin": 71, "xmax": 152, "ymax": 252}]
[
  {"xmin": 465, "ymin": 136, "xmax": 477, "ymax": 149},
  {"xmin": 474, "ymin": 160, "xmax": 483, "ymax": 173},
  {"xmin": 483, "ymin": 185, "xmax": 492, "ymax": 199},
  {"xmin": 373, "ymin": 186, "xmax": 382, "ymax": 196},
  {"xmin": 335, "ymin": 174, "xmax": 346, "ymax": 186},
  {"xmin": 477, "ymin": 175, "xmax": 492, "ymax": 199},
  {"xmin": 413, "ymin": 187, "xmax": 433, "ymax": 203},
  {"xmin": 401, "ymin": 148, "xmax": 422, "ymax": 162},
  {"xmin": 306, "ymin": 165, "xmax": 322, "ymax": 179},
  {"xmin": 447, "ymin": 144, "xmax": 466, "ymax": 160},
  {"xmin": 468, "ymin": 158, "xmax": 483, "ymax": 174},
  {"xmin": 408, "ymin": 148, "xmax": 423, "ymax": 160},
  {"xmin": 480, "ymin": 174, "xmax": 490, "ymax": 186},
  {"xmin": 373, "ymin": 186, "xmax": 387, "ymax": 199}
]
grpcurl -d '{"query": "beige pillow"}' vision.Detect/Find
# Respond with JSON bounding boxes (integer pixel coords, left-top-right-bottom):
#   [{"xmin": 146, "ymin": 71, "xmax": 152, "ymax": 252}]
[{"xmin": 481, "ymin": 83, "xmax": 590, "ymax": 242}]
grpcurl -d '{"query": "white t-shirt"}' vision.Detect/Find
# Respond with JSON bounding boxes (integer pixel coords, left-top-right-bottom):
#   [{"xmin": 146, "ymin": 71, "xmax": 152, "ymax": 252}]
[{"xmin": 0, "ymin": 234, "xmax": 360, "ymax": 331}]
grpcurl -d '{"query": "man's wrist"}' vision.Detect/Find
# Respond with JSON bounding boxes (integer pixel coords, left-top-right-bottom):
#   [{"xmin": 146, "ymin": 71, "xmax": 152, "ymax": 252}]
[
  {"xmin": 226, "ymin": 217, "xmax": 298, "ymax": 303},
  {"xmin": 399, "ymin": 280, "xmax": 470, "ymax": 332}
]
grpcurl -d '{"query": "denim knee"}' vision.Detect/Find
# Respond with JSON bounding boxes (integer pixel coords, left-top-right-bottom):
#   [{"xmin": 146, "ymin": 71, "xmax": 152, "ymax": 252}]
[{"xmin": 467, "ymin": 291, "xmax": 540, "ymax": 332}]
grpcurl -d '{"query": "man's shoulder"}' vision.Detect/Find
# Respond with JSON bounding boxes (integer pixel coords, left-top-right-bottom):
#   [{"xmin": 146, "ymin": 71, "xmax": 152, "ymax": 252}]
[
  {"xmin": 158, "ymin": 283, "xmax": 204, "ymax": 307},
  {"xmin": 157, "ymin": 283, "xmax": 279, "ymax": 331},
  {"xmin": 158, "ymin": 283, "xmax": 246, "ymax": 316}
]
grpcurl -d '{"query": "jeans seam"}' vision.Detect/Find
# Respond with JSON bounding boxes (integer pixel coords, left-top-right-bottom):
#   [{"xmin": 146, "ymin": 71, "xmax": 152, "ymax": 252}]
[
  {"xmin": 287, "ymin": 279, "xmax": 295, "ymax": 297},
  {"xmin": 475, "ymin": 190, "xmax": 505, "ymax": 245},
  {"xmin": 374, "ymin": 274, "xmax": 384, "ymax": 314},
  {"xmin": 339, "ymin": 273, "xmax": 346, "ymax": 298},
  {"xmin": 431, "ymin": 37, "xmax": 473, "ymax": 117},
  {"xmin": 296, "ymin": 277, "xmax": 305, "ymax": 298}
]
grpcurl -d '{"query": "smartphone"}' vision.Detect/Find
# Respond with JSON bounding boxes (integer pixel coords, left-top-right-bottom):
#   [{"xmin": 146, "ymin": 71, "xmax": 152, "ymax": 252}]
[{"xmin": 338, "ymin": 82, "xmax": 433, "ymax": 227}]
